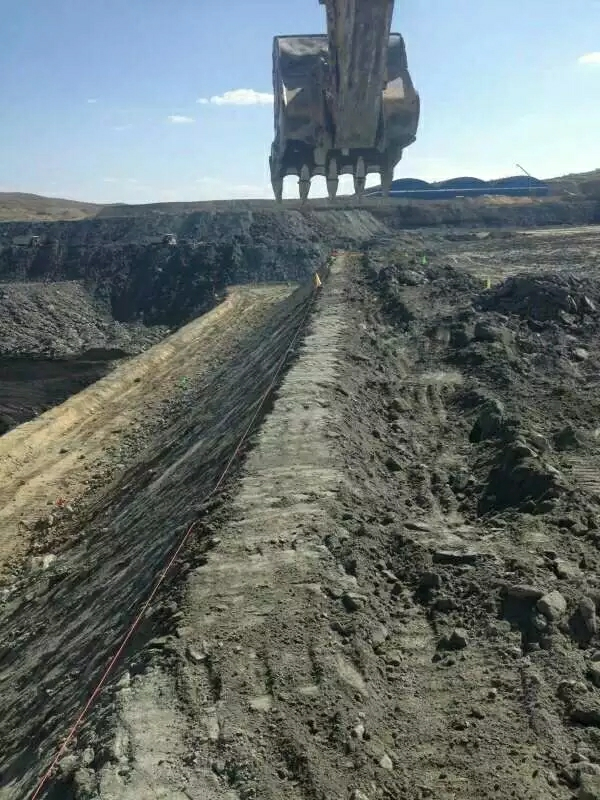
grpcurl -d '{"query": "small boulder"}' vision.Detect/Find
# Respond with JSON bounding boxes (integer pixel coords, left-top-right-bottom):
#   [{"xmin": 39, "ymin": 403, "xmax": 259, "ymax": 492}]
[
  {"xmin": 385, "ymin": 455, "xmax": 402, "ymax": 472},
  {"xmin": 449, "ymin": 628, "xmax": 469, "ymax": 650},
  {"xmin": 587, "ymin": 663, "xmax": 600, "ymax": 689},
  {"xmin": 580, "ymin": 597, "xmax": 598, "ymax": 636},
  {"xmin": 398, "ymin": 269, "xmax": 426, "ymax": 286},
  {"xmin": 434, "ymin": 596, "xmax": 457, "ymax": 612},
  {"xmin": 537, "ymin": 590, "xmax": 567, "ymax": 621},
  {"xmin": 57, "ymin": 755, "xmax": 79, "ymax": 778},
  {"xmin": 470, "ymin": 399, "xmax": 505, "ymax": 442},
  {"xmin": 529, "ymin": 431, "xmax": 551, "ymax": 454},
  {"xmin": 186, "ymin": 645, "xmax": 207, "ymax": 664},
  {"xmin": 370, "ymin": 624, "xmax": 389, "ymax": 649},
  {"xmin": 440, "ymin": 628, "xmax": 469, "ymax": 651},
  {"xmin": 29, "ymin": 553, "xmax": 57, "ymax": 571},
  {"xmin": 385, "ymin": 651, "xmax": 403, "ymax": 667},
  {"xmin": 379, "ymin": 754, "xmax": 394, "ymax": 771},
  {"xmin": 473, "ymin": 321, "xmax": 513, "ymax": 345},
  {"xmin": 555, "ymin": 424, "xmax": 582, "ymax": 451},
  {"xmin": 342, "ymin": 592, "xmax": 367, "ymax": 612},
  {"xmin": 573, "ymin": 348, "xmax": 590, "ymax": 362},
  {"xmin": 554, "ymin": 558, "xmax": 580, "ymax": 580},
  {"xmin": 570, "ymin": 697, "xmax": 600, "ymax": 727},
  {"xmin": 506, "ymin": 584, "xmax": 544, "ymax": 600},
  {"xmin": 420, "ymin": 571, "xmax": 442, "ymax": 589}
]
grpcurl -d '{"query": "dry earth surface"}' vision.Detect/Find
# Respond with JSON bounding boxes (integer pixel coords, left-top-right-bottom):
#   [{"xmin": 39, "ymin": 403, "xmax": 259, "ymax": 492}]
[{"xmin": 1, "ymin": 216, "xmax": 600, "ymax": 800}]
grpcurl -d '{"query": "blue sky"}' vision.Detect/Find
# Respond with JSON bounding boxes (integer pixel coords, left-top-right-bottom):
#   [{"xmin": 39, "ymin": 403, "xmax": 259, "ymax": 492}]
[{"xmin": 0, "ymin": 0, "xmax": 599, "ymax": 203}]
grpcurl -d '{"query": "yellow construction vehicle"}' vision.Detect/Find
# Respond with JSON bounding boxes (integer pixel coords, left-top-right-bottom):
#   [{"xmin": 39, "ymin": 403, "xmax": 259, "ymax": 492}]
[{"xmin": 270, "ymin": 0, "xmax": 420, "ymax": 202}]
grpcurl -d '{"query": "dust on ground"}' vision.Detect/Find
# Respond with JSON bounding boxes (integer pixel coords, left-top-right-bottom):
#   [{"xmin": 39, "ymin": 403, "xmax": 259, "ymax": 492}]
[{"xmin": 2, "ymin": 224, "xmax": 600, "ymax": 800}]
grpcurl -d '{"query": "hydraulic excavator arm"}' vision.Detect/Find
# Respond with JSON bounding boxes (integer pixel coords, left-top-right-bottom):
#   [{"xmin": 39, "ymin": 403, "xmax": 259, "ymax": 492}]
[
  {"xmin": 319, "ymin": 0, "xmax": 393, "ymax": 150},
  {"xmin": 270, "ymin": 0, "xmax": 419, "ymax": 202}
]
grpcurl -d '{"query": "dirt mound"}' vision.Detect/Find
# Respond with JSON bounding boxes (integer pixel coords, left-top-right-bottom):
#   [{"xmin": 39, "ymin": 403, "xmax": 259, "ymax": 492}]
[
  {"xmin": 0, "ymin": 281, "xmax": 165, "ymax": 357},
  {"xmin": 477, "ymin": 273, "xmax": 600, "ymax": 322}
]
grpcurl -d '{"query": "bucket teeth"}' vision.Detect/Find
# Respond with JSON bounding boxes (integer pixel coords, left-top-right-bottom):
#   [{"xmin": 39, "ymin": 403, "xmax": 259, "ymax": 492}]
[
  {"xmin": 272, "ymin": 177, "xmax": 283, "ymax": 202},
  {"xmin": 299, "ymin": 164, "xmax": 311, "ymax": 202},
  {"xmin": 354, "ymin": 157, "xmax": 366, "ymax": 199},
  {"xmin": 327, "ymin": 159, "xmax": 339, "ymax": 201},
  {"xmin": 380, "ymin": 167, "xmax": 393, "ymax": 197}
]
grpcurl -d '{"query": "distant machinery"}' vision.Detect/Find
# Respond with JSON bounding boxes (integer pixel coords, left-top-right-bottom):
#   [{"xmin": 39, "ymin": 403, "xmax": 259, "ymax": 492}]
[
  {"xmin": 148, "ymin": 233, "xmax": 177, "ymax": 246},
  {"xmin": 12, "ymin": 234, "xmax": 41, "ymax": 247}
]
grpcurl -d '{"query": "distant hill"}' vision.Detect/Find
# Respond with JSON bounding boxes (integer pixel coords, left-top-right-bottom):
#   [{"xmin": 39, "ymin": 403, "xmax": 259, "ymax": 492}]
[
  {"xmin": 546, "ymin": 168, "xmax": 600, "ymax": 197},
  {"xmin": 0, "ymin": 193, "xmax": 104, "ymax": 222},
  {"xmin": 0, "ymin": 166, "xmax": 598, "ymax": 222}
]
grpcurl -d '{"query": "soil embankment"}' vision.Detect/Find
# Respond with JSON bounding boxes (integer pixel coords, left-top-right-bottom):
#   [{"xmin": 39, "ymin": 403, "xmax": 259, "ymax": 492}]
[{"xmin": 0, "ymin": 277, "xmax": 319, "ymax": 798}]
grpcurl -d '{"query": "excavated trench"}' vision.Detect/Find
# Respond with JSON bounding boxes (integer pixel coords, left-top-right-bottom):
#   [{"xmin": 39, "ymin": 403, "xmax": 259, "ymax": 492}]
[
  {"xmin": 0, "ymin": 213, "xmax": 338, "ymax": 433},
  {"xmin": 0, "ymin": 276, "xmax": 321, "ymax": 799}
]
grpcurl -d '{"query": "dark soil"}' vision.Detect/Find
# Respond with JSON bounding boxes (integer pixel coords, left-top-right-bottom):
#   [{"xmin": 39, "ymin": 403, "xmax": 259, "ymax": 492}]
[
  {"xmin": 0, "ymin": 210, "xmax": 340, "ymax": 433},
  {"xmin": 1, "ymin": 215, "xmax": 600, "ymax": 800}
]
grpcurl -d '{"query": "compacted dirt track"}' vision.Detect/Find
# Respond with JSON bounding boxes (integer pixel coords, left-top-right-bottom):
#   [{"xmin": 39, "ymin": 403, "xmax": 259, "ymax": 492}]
[{"xmin": 3, "ymin": 223, "xmax": 600, "ymax": 800}]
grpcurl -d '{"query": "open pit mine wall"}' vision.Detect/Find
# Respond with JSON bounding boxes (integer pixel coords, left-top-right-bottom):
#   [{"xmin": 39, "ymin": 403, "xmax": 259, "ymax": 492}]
[{"xmin": 0, "ymin": 212, "xmax": 331, "ymax": 328}]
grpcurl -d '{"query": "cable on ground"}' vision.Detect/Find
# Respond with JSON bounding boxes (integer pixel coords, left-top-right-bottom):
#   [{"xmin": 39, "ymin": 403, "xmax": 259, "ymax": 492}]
[{"xmin": 30, "ymin": 275, "xmax": 324, "ymax": 800}]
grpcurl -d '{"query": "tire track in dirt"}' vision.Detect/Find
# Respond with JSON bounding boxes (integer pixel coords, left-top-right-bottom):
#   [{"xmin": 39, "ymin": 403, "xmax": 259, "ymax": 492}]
[{"xmin": 0, "ymin": 280, "xmax": 319, "ymax": 800}]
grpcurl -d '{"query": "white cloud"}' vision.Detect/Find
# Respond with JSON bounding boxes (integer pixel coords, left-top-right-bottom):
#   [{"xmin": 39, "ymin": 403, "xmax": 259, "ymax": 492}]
[
  {"xmin": 197, "ymin": 89, "xmax": 274, "ymax": 106},
  {"xmin": 167, "ymin": 115, "xmax": 195, "ymax": 124},
  {"xmin": 87, "ymin": 98, "xmax": 98, "ymax": 104},
  {"xmin": 103, "ymin": 177, "xmax": 118, "ymax": 183},
  {"xmin": 578, "ymin": 52, "xmax": 600, "ymax": 65},
  {"xmin": 112, "ymin": 124, "xmax": 133, "ymax": 131}
]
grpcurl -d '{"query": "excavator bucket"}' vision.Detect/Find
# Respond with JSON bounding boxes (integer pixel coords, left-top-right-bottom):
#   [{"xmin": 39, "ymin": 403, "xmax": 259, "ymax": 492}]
[{"xmin": 269, "ymin": 0, "xmax": 420, "ymax": 202}]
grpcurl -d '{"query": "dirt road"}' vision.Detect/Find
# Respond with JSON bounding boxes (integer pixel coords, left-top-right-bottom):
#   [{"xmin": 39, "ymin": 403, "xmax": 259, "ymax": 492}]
[{"xmin": 93, "ymin": 253, "xmax": 350, "ymax": 800}]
